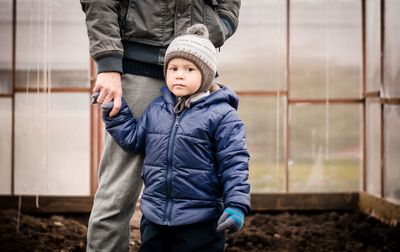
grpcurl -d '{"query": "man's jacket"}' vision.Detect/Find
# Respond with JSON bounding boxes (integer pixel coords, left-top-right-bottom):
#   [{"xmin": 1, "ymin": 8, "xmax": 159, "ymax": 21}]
[
  {"xmin": 81, "ymin": 0, "xmax": 241, "ymax": 73},
  {"xmin": 103, "ymin": 85, "xmax": 251, "ymax": 226}
]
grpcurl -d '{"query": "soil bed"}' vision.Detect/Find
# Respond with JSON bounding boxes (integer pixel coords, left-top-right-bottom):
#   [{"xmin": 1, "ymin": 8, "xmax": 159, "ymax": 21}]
[
  {"xmin": 225, "ymin": 211, "xmax": 400, "ymax": 252},
  {"xmin": 0, "ymin": 209, "xmax": 399, "ymax": 252},
  {"xmin": 0, "ymin": 209, "xmax": 87, "ymax": 252}
]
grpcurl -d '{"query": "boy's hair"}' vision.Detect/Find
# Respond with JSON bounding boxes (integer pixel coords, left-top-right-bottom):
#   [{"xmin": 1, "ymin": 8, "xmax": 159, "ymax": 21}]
[{"xmin": 164, "ymin": 24, "xmax": 217, "ymax": 94}]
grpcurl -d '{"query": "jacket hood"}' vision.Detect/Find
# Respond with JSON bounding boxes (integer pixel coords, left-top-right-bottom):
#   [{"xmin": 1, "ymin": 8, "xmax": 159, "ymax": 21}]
[{"xmin": 161, "ymin": 84, "xmax": 239, "ymax": 111}]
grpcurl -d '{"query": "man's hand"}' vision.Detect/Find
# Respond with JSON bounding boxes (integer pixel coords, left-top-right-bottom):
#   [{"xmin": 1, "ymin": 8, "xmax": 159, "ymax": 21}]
[{"xmin": 93, "ymin": 72, "xmax": 122, "ymax": 117}]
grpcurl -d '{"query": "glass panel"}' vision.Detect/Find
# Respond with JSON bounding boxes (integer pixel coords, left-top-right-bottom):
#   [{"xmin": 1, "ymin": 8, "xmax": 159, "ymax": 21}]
[
  {"xmin": 238, "ymin": 96, "xmax": 285, "ymax": 192},
  {"xmin": 366, "ymin": 0, "xmax": 381, "ymax": 92},
  {"xmin": 0, "ymin": 0, "xmax": 12, "ymax": 94},
  {"xmin": 15, "ymin": 0, "xmax": 89, "ymax": 88},
  {"xmin": 14, "ymin": 93, "xmax": 90, "ymax": 195},
  {"xmin": 383, "ymin": 0, "xmax": 400, "ymax": 97},
  {"xmin": 289, "ymin": 104, "xmax": 362, "ymax": 192},
  {"xmin": 218, "ymin": 0, "xmax": 286, "ymax": 91},
  {"xmin": 0, "ymin": 98, "xmax": 12, "ymax": 194},
  {"xmin": 290, "ymin": 0, "xmax": 362, "ymax": 99},
  {"xmin": 366, "ymin": 98, "xmax": 381, "ymax": 196},
  {"xmin": 384, "ymin": 105, "xmax": 400, "ymax": 204}
]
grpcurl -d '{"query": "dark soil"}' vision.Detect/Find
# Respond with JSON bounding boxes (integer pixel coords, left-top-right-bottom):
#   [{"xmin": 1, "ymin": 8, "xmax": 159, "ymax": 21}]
[
  {"xmin": 0, "ymin": 209, "xmax": 399, "ymax": 252},
  {"xmin": 0, "ymin": 209, "xmax": 87, "ymax": 252},
  {"xmin": 225, "ymin": 211, "xmax": 400, "ymax": 252}
]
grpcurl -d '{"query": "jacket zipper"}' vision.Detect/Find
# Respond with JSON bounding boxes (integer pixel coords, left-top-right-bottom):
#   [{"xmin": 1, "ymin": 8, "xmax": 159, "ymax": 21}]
[
  {"xmin": 163, "ymin": 113, "xmax": 183, "ymax": 225},
  {"xmin": 121, "ymin": 0, "xmax": 133, "ymax": 39}
]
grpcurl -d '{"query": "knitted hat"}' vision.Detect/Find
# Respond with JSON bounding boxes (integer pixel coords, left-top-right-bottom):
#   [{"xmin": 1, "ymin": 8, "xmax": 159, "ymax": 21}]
[{"xmin": 164, "ymin": 24, "xmax": 217, "ymax": 94}]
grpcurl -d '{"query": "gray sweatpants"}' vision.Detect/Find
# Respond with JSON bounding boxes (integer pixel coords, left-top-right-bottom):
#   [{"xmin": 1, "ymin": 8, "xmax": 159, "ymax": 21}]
[{"xmin": 87, "ymin": 74, "xmax": 164, "ymax": 252}]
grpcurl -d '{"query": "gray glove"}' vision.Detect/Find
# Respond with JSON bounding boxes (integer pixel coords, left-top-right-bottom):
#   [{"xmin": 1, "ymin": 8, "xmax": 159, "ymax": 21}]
[{"xmin": 216, "ymin": 207, "xmax": 244, "ymax": 233}]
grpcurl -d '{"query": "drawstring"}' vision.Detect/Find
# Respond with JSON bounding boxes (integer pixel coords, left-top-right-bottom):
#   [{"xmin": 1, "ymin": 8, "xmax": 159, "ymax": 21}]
[
  {"xmin": 173, "ymin": 87, "xmax": 215, "ymax": 114},
  {"xmin": 173, "ymin": 96, "xmax": 191, "ymax": 114}
]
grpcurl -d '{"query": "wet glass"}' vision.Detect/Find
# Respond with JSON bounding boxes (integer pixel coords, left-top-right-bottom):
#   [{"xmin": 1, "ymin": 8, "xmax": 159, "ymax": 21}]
[
  {"xmin": 366, "ymin": 0, "xmax": 381, "ymax": 92},
  {"xmin": 289, "ymin": 104, "xmax": 362, "ymax": 192},
  {"xmin": 383, "ymin": 105, "xmax": 400, "ymax": 204},
  {"xmin": 0, "ymin": 98, "xmax": 12, "ymax": 194},
  {"xmin": 15, "ymin": 0, "xmax": 89, "ymax": 89},
  {"xmin": 218, "ymin": 0, "xmax": 287, "ymax": 91},
  {"xmin": 290, "ymin": 0, "xmax": 362, "ymax": 99},
  {"xmin": 366, "ymin": 98, "xmax": 381, "ymax": 197},
  {"xmin": 383, "ymin": 0, "xmax": 400, "ymax": 98},
  {"xmin": 0, "ymin": 0, "xmax": 12, "ymax": 94},
  {"xmin": 238, "ymin": 96, "xmax": 286, "ymax": 192},
  {"xmin": 14, "ymin": 93, "xmax": 90, "ymax": 195}
]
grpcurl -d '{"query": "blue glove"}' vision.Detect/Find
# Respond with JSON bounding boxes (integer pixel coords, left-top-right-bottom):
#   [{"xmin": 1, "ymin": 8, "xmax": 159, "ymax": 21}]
[
  {"xmin": 91, "ymin": 91, "xmax": 100, "ymax": 104},
  {"xmin": 91, "ymin": 91, "xmax": 127, "ymax": 116},
  {"xmin": 216, "ymin": 207, "xmax": 244, "ymax": 233}
]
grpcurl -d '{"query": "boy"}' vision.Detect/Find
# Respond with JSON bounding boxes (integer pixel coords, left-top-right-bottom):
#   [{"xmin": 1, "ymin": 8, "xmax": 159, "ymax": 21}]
[
  {"xmin": 81, "ymin": 1, "xmax": 241, "ymax": 250},
  {"xmin": 96, "ymin": 24, "xmax": 250, "ymax": 251}
]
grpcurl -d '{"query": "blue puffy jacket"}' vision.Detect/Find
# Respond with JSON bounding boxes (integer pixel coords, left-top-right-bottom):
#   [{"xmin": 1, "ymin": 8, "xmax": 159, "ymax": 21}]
[{"xmin": 103, "ymin": 85, "xmax": 251, "ymax": 226}]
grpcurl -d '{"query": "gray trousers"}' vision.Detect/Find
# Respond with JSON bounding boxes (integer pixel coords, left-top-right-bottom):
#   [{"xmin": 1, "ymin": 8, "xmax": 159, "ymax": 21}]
[{"xmin": 87, "ymin": 74, "xmax": 164, "ymax": 252}]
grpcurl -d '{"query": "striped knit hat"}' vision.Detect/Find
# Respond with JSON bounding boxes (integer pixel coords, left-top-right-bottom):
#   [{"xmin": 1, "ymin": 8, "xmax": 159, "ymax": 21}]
[{"xmin": 164, "ymin": 24, "xmax": 217, "ymax": 95}]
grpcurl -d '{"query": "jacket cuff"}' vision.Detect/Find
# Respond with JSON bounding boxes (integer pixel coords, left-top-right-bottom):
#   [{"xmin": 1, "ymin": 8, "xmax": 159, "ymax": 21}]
[
  {"xmin": 220, "ymin": 17, "xmax": 234, "ymax": 38},
  {"xmin": 227, "ymin": 203, "xmax": 249, "ymax": 215},
  {"xmin": 95, "ymin": 54, "xmax": 123, "ymax": 74},
  {"xmin": 219, "ymin": 14, "xmax": 237, "ymax": 38}
]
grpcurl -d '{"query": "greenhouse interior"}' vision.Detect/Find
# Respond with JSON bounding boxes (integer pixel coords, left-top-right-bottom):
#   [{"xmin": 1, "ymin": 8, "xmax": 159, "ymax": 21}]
[{"xmin": 0, "ymin": 0, "xmax": 399, "ymax": 251}]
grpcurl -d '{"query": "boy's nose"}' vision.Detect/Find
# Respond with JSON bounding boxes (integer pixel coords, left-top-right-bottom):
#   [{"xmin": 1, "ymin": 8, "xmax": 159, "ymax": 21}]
[{"xmin": 176, "ymin": 70, "xmax": 184, "ymax": 78}]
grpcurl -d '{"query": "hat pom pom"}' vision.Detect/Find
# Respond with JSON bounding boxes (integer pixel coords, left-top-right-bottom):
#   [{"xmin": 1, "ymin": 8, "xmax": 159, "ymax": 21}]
[{"xmin": 186, "ymin": 24, "xmax": 209, "ymax": 38}]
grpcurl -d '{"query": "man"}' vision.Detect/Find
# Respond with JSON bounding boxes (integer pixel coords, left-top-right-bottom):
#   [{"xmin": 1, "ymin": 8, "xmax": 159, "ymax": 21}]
[{"xmin": 80, "ymin": 1, "xmax": 241, "ymax": 251}]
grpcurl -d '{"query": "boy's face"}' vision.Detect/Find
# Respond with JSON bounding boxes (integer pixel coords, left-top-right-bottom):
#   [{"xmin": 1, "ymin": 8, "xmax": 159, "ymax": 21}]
[{"xmin": 166, "ymin": 58, "xmax": 202, "ymax": 97}]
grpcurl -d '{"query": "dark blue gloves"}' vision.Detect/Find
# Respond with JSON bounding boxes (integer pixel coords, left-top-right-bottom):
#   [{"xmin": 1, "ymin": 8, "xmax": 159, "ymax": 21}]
[
  {"xmin": 216, "ymin": 207, "xmax": 244, "ymax": 233},
  {"xmin": 91, "ymin": 91, "xmax": 140, "ymax": 152},
  {"xmin": 91, "ymin": 91, "xmax": 114, "ymax": 112},
  {"xmin": 91, "ymin": 91, "xmax": 129, "ymax": 118}
]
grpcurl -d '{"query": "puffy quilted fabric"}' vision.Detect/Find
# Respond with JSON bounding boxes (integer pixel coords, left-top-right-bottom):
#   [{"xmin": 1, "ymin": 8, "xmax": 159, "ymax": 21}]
[{"xmin": 103, "ymin": 85, "xmax": 250, "ymax": 226}]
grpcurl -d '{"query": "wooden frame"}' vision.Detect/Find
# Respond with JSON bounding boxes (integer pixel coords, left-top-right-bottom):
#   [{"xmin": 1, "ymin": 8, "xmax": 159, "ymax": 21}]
[
  {"xmin": 251, "ymin": 193, "xmax": 358, "ymax": 211},
  {"xmin": 361, "ymin": 0, "xmax": 367, "ymax": 192},
  {"xmin": 0, "ymin": 193, "xmax": 398, "ymax": 226},
  {"xmin": 0, "ymin": 193, "xmax": 358, "ymax": 213},
  {"xmin": 11, "ymin": 0, "xmax": 16, "ymax": 195},
  {"xmin": 0, "ymin": 196, "xmax": 93, "ymax": 213},
  {"xmin": 359, "ymin": 192, "xmax": 400, "ymax": 225}
]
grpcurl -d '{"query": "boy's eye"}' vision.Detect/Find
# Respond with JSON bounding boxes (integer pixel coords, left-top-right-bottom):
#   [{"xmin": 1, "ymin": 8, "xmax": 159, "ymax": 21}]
[
  {"xmin": 186, "ymin": 67, "xmax": 194, "ymax": 72},
  {"xmin": 169, "ymin": 67, "xmax": 178, "ymax": 71}
]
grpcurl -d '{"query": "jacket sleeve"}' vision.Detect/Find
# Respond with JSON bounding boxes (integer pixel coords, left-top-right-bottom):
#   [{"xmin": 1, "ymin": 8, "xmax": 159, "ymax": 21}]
[
  {"xmin": 215, "ymin": 110, "xmax": 251, "ymax": 214},
  {"xmin": 217, "ymin": 0, "xmax": 241, "ymax": 39},
  {"xmin": 80, "ymin": 0, "xmax": 123, "ymax": 73},
  {"xmin": 102, "ymin": 98, "xmax": 146, "ymax": 154}
]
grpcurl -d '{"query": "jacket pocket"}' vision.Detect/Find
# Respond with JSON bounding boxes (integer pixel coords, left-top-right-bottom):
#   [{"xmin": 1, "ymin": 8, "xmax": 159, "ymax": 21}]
[
  {"xmin": 210, "ymin": 165, "xmax": 221, "ymax": 196},
  {"xmin": 123, "ymin": 0, "xmax": 164, "ymax": 44}
]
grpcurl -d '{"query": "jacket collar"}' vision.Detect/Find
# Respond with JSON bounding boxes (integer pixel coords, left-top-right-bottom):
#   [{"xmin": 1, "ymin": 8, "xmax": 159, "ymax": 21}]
[
  {"xmin": 190, "ymin": 90, "xmax": 210, "ymax": 103},
  {"xmin": 160, "ymin": 84, "xmax": 239, "ymax": 111}
]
